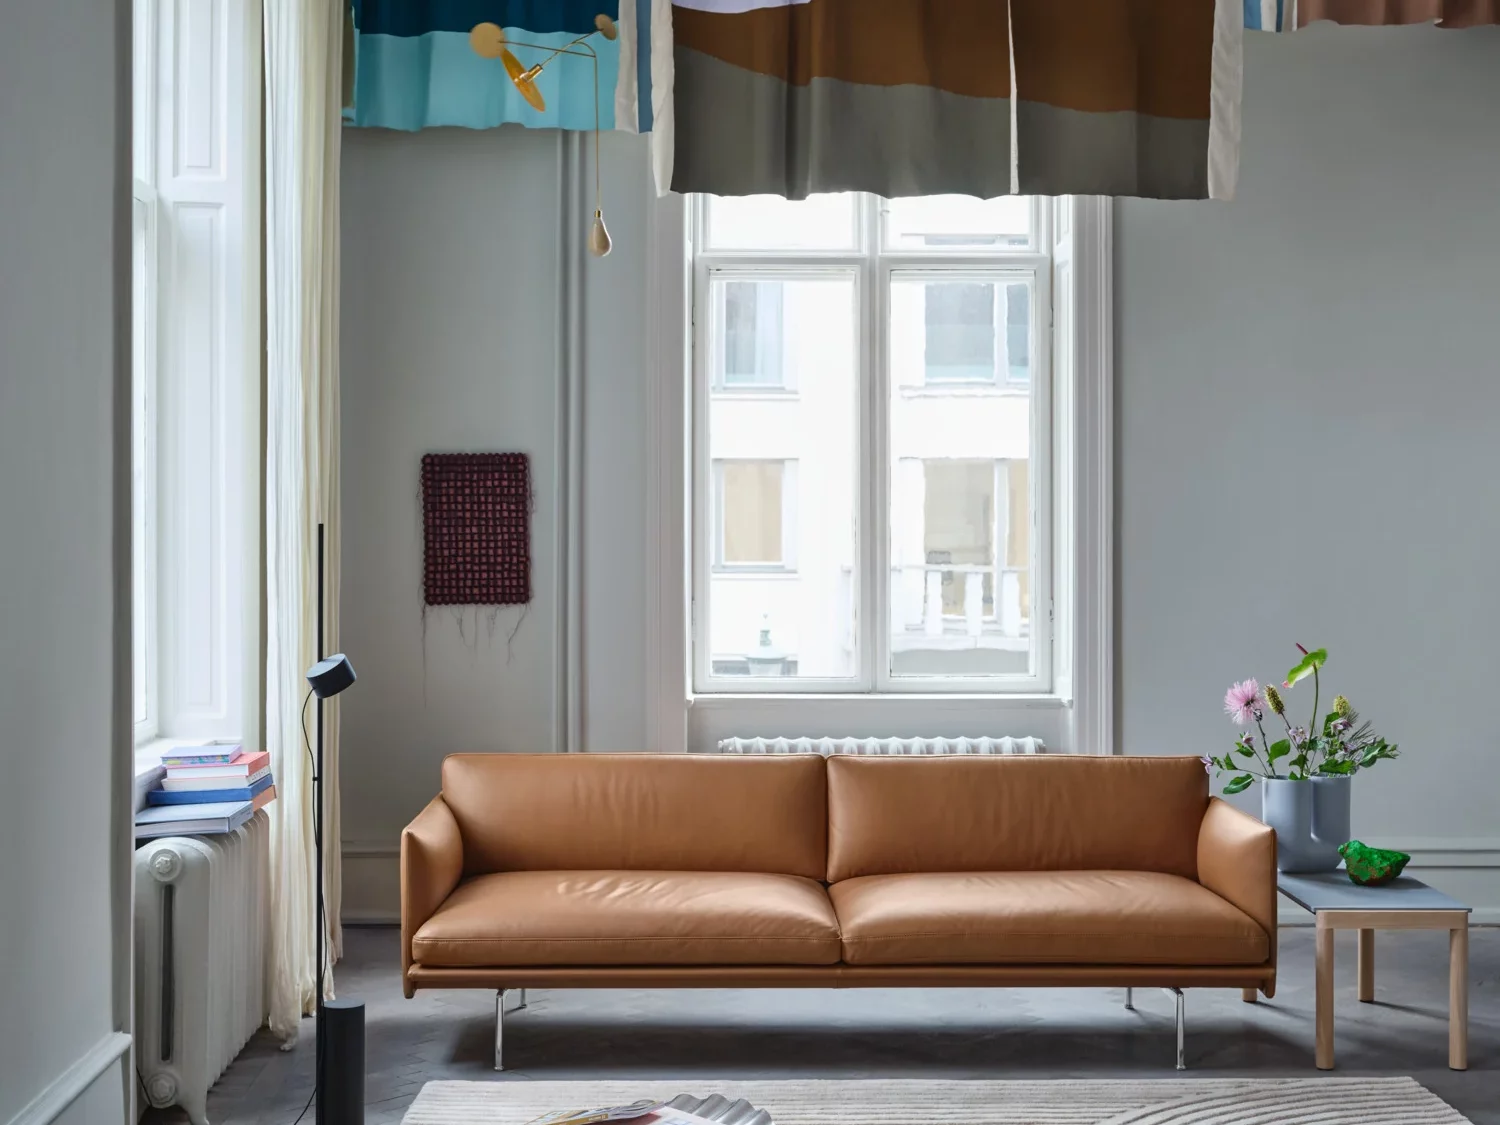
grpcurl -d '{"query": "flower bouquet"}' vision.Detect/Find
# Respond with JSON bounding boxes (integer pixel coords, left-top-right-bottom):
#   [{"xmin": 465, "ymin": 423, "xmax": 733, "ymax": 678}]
[{"xmin": 1205, "ymin": 644, "xmax": 1399, "ymax": 795}]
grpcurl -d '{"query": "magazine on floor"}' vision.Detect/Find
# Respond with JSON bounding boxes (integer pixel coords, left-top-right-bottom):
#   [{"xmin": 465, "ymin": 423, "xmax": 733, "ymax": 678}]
[{"xmin": 529, "ymin": 1102, "xmax": 726, "ymax": 1125}]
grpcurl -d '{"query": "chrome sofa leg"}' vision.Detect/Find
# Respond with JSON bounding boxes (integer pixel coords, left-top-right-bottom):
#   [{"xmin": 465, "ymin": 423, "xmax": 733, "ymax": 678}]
[
  {"xmin": 514, "ymin": 987, "xmax": 528, "ymax": 1011},
  {"xmin": 495, "ymin": 990, "xmax": 505, "ymax": 1071},
  {"xmin": 1169, "ymin": 987, "xmax": 1185, "ymax": 1070},
  {"xmin": 1124, "ymin": 987, "xmax": 1134, "ymax": 1010}
]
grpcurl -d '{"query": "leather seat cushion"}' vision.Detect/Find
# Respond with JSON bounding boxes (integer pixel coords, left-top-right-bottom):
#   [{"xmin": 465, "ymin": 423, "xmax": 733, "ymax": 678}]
[
  {"xmin": 412, "ymin": 870, "xmax": 843, "ymax": 967},
  {"xmin": 830, "ymin": 871, "xmax": 1270, "ymax": 966}
]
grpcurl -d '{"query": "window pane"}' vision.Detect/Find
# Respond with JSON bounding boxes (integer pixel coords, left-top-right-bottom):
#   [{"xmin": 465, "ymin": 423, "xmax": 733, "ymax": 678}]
[
  {"xmin": 884, "ymin": 196, "xmax": 1031, "ymax": 250},
  {"xmin": 891, "ymin": 276, "xmax": 1033, "ymax": 390},
  {"xmin": 721, "ymin": 280, "xmax": 785, "ymax": 387},
  {"xmin": 924, "ymin": 282, "xmax": 996, "ymax": 384},
  {"xmin": 720, "ymin": 461, "xmax": 784, "ymax": 564},
  {"xmin": 707, "ymin": 276, "xmax": 858, "ymax": 680},
  {"xmin": 889, "ymin": 278, "xmax": 1034, "ymax": 679},
  {"xmin": 705, "ymin": 194, "xmax": 858, "ymax": 251},
  {"xmin": 1005, "ymin": 282, "xmax": 1031, "ymax": 384}
]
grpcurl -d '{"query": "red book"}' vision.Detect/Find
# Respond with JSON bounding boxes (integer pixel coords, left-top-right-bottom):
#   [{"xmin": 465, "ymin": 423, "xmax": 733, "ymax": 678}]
[
  {"xmin": 251, "ymin": 784, "xmax": 277, "ymax": 812},
  {"xmin": 165, "ymin": 750, "xmax": 269, "ymax": 780}
]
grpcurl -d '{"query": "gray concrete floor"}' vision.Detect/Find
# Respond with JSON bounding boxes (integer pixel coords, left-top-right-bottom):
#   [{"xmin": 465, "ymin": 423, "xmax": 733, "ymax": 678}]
[{"xmin": 144, "ymin": 925, "xmax": 1498, "ymax": 1125}]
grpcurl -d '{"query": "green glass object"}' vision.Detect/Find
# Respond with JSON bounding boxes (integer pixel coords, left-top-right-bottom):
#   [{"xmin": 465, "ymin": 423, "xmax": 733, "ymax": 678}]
[{"xmin": 1339, "ymin": 840, "xmax": 1412, "ymax": 887}]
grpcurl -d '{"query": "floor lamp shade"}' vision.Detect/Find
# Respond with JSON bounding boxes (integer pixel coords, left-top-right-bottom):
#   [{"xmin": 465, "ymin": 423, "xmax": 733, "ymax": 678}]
[{"xmin": 307, "ymin": 653, "xmax": 356, "ymax": 699}]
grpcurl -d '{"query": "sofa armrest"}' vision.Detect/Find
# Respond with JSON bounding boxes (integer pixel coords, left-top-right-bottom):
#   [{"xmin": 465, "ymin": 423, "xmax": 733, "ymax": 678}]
[
  {"xmin": 401, "ymin": 795, "xmax": 464, "ymax": 996},
  {"xmin": 1197, "ymin": 797, "xmax": 1278, "ymax": 974}
]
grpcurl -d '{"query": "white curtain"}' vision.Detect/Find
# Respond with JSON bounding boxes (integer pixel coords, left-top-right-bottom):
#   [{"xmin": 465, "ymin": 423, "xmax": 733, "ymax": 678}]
[{"xmin": 263, "ymin": 0, "xmax": 345, "ymax": 1042}]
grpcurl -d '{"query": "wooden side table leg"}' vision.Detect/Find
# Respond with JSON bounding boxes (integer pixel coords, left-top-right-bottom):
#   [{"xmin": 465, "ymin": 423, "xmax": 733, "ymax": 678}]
[
  {"xmin": 1357, "ymin": 929, "xmax": 1375, "ymax": 1003},
  {"xmin": 1450, "ymin": 922, "xmax": 1468, "ymax": 1071},
  {"xmin": 1316, "ymin": 918, "xmax": 1335, "ymax": 1070}
]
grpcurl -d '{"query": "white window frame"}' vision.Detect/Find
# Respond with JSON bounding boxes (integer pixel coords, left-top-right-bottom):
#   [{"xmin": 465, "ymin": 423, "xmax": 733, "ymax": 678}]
[
  {"xmin": 643, "ymin": 189, "xmax": 1113, "ymax": 754},
  {"xmin": 131, "ymin": 0, "xmax": 262, "ymax": 760},
  {"xmin": 711, "ymin": 458, "xmax": 799, "ymax": 573},
  {"xmin": 132, "ymin": 179, "xmax": 160, "ymax": 743},
  {"xmin": 690, "ymin": 194, "xmax": 1052, "ymax": 696}
]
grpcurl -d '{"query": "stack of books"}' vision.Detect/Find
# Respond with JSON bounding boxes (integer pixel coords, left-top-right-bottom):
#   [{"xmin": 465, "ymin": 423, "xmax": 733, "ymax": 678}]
[{"xmin": 134, "ymin": 744, "xmax": 277, "ymax": 840}]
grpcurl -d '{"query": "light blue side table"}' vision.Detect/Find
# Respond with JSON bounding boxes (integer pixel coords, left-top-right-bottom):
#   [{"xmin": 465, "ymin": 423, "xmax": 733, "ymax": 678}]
[{"xmin": 1278, "ymin": 872, "xmax": 1470, "ymax": 1071}]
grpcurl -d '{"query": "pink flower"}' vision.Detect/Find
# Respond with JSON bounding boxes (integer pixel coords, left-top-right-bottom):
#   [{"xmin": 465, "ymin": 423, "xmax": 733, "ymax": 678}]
[{"xmin": 1224, "ymin": 679, "xmax": 1262, "ymax": 725}]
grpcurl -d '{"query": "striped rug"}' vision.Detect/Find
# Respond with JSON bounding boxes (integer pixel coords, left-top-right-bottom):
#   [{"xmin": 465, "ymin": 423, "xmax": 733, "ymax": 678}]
[{"xmin": 403, "ymin": 1077, "xmax": 1471, "ymax": 1125}]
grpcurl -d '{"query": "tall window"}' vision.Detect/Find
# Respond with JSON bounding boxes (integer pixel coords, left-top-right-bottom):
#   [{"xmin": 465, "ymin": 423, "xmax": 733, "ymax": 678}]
[
  {"xmin": 132, "ymin": 0, "xmax": 260, "ymax": 754},
  {"xmin": 692, "ymin": 194, "xmax": 1050, "ymax": 692}
]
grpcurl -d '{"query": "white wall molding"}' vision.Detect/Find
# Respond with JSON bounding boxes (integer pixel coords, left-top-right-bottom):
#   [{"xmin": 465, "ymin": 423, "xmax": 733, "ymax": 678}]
[
  {"xmin": 555, "ymin": 133, "xmax": 587, "ymax": 754},
  {"xmin": 1058, "ymin": 196, "xmax": 1115, "ymax": 757},
  {"xmin": 644, "ymin": 184, "xmax": 690, "ymax": 755},
  {"xmin": 4, "ymin": 1032, "xmax": 131, "ymax": 1125}
]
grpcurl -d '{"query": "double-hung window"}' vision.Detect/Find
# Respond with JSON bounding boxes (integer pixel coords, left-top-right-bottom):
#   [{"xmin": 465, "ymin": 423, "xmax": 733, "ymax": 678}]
[{"xmin": 691, "ymin": 193, "xmax": 1055, "ymax": 693}]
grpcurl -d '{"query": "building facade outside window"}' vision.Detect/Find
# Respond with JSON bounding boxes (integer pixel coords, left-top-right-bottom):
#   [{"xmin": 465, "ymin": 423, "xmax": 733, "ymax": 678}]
[{"xmin": 692, "ymin": 193, "xmax": 1051, "ymax": 693}]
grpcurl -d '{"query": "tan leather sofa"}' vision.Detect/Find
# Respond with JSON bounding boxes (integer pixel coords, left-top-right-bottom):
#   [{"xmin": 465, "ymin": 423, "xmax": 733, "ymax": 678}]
[{"xmin": 402, "ymin": 752, "xmax": 1276, "ymax": 1063}]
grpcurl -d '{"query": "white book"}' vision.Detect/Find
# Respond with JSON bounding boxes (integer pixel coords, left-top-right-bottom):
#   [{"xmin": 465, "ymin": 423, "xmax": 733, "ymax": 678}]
[{"xmin": 164, "ymin": 764, "xmax": 270, "ymax": 791}]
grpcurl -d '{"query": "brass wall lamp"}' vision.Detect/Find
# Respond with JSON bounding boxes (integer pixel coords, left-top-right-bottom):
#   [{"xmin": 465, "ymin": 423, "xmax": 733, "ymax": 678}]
[{"xmin": 470, "ymin": 14, "xmax": 618, "ymax": 257}]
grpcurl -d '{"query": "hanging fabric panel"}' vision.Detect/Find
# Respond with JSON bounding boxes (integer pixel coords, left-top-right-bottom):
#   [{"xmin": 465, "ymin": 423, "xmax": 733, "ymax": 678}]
[
  {"xmin": 664, "ymin": 0, "xmax": 1016, "ymax": 200},
  {"xmin": 655, "ymin": 0, "xmax": 1244, "ymax": 200},
  {"xmin": 1246, "ymin": 0, "xmax": 1499, "ymax": 28},
  {"xmin": 347, "ymin": 0, "xmax": 656, "ymax": 131},
  {"xmin": 1010, "ymin": 0, "xmax": 1240, "ymax": 199}
]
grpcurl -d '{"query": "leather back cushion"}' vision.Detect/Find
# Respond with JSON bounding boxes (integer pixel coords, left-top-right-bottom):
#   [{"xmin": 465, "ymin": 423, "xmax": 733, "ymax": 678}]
[
  {"xmin": 826, "ymin": 755, "xmax": 1209, "ymax": 882},
  {"xmin": 442, "ymin": 753, "xmax": 827, "ymax": 879}
]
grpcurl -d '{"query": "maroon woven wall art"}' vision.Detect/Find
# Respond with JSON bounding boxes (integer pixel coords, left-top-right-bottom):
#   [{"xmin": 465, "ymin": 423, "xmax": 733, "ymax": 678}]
[{"xmin": 420, "ymin": 452, "xmax": 531, "ymax": 606}]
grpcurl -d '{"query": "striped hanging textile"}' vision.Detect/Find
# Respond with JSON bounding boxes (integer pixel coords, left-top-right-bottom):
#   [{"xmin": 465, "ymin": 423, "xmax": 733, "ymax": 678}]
[
  {"xmin": 347, "ymin": 0, "xmax": 656, "ymax": 132},
  {"xmin": 653, "ymin": 0, "xmax": 1243, "ymax": 201},
  {"xmin": 1246, "ymin": 0, "xmax": 1499, "ymax": 28}
]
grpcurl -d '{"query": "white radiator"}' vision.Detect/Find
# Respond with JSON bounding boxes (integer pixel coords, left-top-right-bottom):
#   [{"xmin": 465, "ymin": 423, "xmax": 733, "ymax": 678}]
[
  {"xmin": 134, "ymin": 811, "xmax": 270, "ymax": 1125},
  {"xmin": 712, "ymin": 736, "xmax": 1045, "ymax": 755}
]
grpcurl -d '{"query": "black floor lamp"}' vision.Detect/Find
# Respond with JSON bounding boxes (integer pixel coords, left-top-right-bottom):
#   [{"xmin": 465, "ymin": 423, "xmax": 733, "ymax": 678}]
[{"xmin": 304, "ymin": 522, "xmax": 361, "ymax": 1125}]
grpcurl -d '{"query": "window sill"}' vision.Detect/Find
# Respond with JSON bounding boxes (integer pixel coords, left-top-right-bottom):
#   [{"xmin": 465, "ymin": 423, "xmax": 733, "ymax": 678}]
[
  {"xmin": 900, "ymin": 385, "xmax": 1030, "ymax": 400},
  {"xmin": 134, "ymin": 736, "xmax": 194, "ymax": 779},
  {"xmin": 711, "ymin": 389, "xmax": 799, "ymax": 401},
  {"xmin": 687, "ymin": 692, "xmax": 1069, "ymax": 709}
]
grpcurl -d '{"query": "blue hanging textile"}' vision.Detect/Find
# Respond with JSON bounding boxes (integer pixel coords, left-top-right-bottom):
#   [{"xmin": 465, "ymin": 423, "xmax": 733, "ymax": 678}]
[
  {"xmin": 347, "ymin": 0, "xmax": 655, "ymax": 132},
  {"xmin": 1243, "ymin": 1, "xmax": 1288, "ymax": 30}
]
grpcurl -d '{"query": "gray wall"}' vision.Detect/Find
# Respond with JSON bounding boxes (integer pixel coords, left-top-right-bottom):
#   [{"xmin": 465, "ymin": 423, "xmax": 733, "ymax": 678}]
[
  {"xmin": 339, "ymin": 128, "xmax": 651, "ymax": 913},
  {"xmin": 1119, "ymin": 24, "xmax": 1500, "ymax": 910},
  {"xmin": 0, "ymin": 0, "xmax": 133, "ymax": 1121},
  {"xmin": 340, "ymin": 25, "xmax": 1500, "ymax": 919}
]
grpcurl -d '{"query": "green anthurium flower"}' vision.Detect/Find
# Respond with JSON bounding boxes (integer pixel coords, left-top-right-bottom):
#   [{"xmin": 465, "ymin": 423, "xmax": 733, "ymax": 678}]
[{"xmin": 1284, "ymin": 647, "xmax": 1328, "ymax": 687}]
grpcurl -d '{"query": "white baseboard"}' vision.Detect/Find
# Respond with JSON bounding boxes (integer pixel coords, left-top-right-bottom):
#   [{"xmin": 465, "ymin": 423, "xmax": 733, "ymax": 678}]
[
  {"xmin": 5, "ymin": 1031, "xmax": 131, "ymax": 1125},
  {"xmin": 340, "ymin": 838, "xmax": 1500, "ymax": 930}
]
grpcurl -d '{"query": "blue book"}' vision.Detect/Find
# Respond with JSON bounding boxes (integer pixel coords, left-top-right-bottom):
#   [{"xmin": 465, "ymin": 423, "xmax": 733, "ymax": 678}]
[
  {"xmin": 147, "ymin": 773, "xmax": 273, "ymax": 806},
  {"xmin": 134, "ymin": 799, "xmax": 254, "ymax": 840}
]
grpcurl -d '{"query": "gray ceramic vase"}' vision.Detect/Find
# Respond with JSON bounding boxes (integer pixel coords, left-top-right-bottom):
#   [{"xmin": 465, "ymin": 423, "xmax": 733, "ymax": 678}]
[{"xmin": 1260, "ymin": 775, "xmax": 1352, "ymax": 873}]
